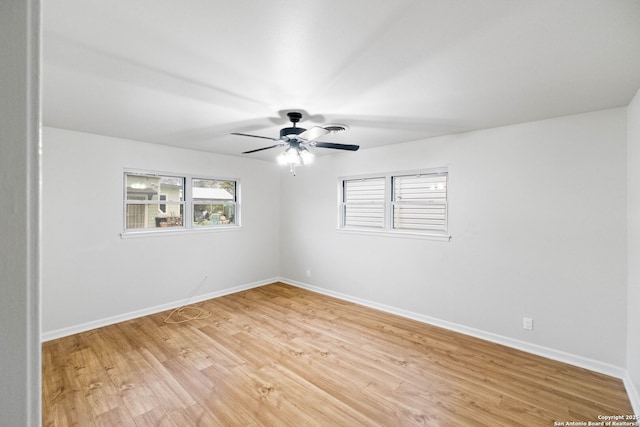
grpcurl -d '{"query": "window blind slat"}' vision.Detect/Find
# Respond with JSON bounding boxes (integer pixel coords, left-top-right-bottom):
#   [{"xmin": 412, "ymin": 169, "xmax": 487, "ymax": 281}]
[
  {"xmin": 393, "ymin": 174, "xmax": 447, "ymax": 202},
  {"xmin": 344, "ymin": 178, "xmax": 385, "ymax": 203},
  {"xmin": 393, "ymin": 204, "xmax": 447, "ymax": 231},
  {"xmin": 344, "ymin": 204, "xmax": 384, "ymax": 228}
]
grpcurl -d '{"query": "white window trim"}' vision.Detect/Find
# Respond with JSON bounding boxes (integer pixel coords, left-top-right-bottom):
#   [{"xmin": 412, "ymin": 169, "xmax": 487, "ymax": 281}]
[
  {"xmin": 120, "ymin": 225, "xmax": 242, "ymax": 239},
  {"xmin": 121, "ymin": 169, "xmax": 241, "ymax": 238},
  {"xmin": 337, "ymin": 168, "xmax": 451, "ymax": 242}
]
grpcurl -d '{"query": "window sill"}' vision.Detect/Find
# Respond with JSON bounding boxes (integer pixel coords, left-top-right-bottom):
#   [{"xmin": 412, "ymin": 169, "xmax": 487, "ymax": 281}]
[
  {"xmin": 120, "ymin": 226, "xmax": 242, "ymax": 239},
  {"xmin": 337, "ymin": 227, "xmax": 451, "ymax": 242}
]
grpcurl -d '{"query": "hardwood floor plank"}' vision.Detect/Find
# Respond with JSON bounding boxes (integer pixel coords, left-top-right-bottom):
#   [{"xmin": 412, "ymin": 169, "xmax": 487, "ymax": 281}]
[
  {"xmin": 132, "ymin": 348, "xmax": 197, "ymax": 411},
  {"xmin": 67, "ymin": 346, "xmax": 123, "ymax": 417},
  {"xmin": 93, "ymin": 406, "xmax": 137, "ymax": 427},
  {"xmin": 43, "ymin": 282, "xmax": 633, "ymax": 426},
  {"xmin": 133, "ymin": 406, "xmax": 179, "ymax": 427},
  {"xmin": 90, "ymin": 330, "xmax": 161, "ymax": 418}
]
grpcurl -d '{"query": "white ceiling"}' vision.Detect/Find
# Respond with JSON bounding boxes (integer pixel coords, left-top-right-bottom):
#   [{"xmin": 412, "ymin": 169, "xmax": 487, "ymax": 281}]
[{"xmin": 43, "ymin": 0, "xmax": 640, "ymax": 161}]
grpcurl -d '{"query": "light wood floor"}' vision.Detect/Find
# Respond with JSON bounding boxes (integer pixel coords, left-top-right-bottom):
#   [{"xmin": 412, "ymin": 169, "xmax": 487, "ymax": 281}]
[{"xmin": 42, "ymin": 282, "xmax": 633, "ymax": 426}]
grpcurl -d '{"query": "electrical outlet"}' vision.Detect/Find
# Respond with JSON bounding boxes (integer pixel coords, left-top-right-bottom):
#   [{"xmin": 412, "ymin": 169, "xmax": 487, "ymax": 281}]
[
  {"xmin": 523, "ymin": 317, "xmax": 533, "ymax": 331},
  {"xmin": 306, "ymin": 269, "xmax": 311, "ymax": 278}
]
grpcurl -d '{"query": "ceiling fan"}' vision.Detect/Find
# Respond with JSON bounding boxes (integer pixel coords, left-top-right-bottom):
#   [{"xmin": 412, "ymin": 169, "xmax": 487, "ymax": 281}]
[{"xmin": 231, "ymin": 111, "xmax": 359, "ymax": 174}]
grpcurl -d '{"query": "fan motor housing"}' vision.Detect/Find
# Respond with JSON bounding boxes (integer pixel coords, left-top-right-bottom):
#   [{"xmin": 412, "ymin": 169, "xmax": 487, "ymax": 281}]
[
  {"xmin": 287, "ymin": 111, "xmax": 302, "ymax": 122},
  {"xmin": 280, "ymin": 127, "xmax": 305, "ymax": 138}
]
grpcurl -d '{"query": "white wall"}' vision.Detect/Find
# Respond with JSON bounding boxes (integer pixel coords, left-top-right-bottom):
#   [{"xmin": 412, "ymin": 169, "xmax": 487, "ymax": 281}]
[
  {"xmin": 628, "ymin": 89, "xmax": 640, "ymax": 412},
  {"xmin": 280, "ymin": 108, "xmax": 628, "ymax": 368},
  {"xmin": 42, "ymin": 127, "xmax": 280, "ymax": 336},
  {"xmin": 0, "ymin": 0, "xmax": 41, "ymax": 425}
]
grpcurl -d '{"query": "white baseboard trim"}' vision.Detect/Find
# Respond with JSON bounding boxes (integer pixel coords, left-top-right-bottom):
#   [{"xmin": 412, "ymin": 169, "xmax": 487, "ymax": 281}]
[
  {"xmin": 279, "ymin": 277, "xmax": 628, "ymax": 380},
  {"xmin": 623, "ymin": 373, "xmax": 640, "ymax": 416},
  {"xmin": 40, "ymin": 277, "xmax": 278, "ymax": 342}
]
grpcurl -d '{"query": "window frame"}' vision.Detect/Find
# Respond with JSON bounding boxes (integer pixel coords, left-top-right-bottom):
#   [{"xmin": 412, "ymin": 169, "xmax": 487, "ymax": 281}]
[
  {"xmin": 391, "ymin": 172, "xmax": 448, "ymax": 233},
  {"xmin": 122, "ymin": 169, "xmax": 241, "ymax": 237},
  {"xmin": 338, "ymin": 168, "xmax": 450, "ymax": 241},
  {"xmin": 341, "ymin": 176, "xmax": 387, "ymax": 230}
]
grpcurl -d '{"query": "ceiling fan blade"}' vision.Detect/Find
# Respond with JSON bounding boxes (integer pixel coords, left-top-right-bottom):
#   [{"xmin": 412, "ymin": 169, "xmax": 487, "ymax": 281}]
[
  {"xmin": 298, "ymin": 126, "xmax": 329, "ymax": 142},
  {"xmin": 313, "ymin": 142, "xmax": 360, "ymax": 151},
  {"xmin": 231, "ymin": 132, "xmax": 280, "ymax": 141},
  {"xmin": 242, "ymin": 144, "xmax": 285, "ymax": 154}
]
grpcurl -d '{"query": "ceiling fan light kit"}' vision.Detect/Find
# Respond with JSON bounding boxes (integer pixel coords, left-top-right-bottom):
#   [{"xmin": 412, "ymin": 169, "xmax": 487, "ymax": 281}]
[
  {"xmin": 231, "ymin": 111, "xmax": 359, "ymax": 175},
  {"xmin": 276, "ymin": 142, "xmax": 314, "ymax": 176}
]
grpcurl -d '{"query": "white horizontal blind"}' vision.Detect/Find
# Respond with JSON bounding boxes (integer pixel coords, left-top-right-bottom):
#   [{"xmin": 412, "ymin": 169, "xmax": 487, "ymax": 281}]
[
  {"xmin": 392, "ymin": 173, "xmax": 447, "ymax": 232},
  {"xmin": 343, "ymin": 177, "xmax": 385, "ymax": 228}
]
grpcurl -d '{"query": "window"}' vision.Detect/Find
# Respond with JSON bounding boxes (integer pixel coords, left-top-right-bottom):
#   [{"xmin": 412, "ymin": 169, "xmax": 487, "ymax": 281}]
[
  {"xmin": 125, "ymin": 173, "xmax": 184, "ymax": 230},
  {"xmin": 392, "ymin": 174, "xmax": 447, "ymax": 232},
  {"xmin": 192, "ymin": 178, "xmax": 237, "ymax": 227},
  {"xmin": 342, "ymin": 177, "xmax": 385, "ymax": 229},
  {"xmin": 339, "ymin": 169, "xmax": 449, "ymax": 239},
  {"xmin": 124, "ymin": 171, "xmax": 239, "ymax": 233}
]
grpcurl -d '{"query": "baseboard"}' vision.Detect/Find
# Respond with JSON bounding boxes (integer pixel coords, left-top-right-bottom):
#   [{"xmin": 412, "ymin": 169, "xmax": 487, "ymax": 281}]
[
  {"xmin": 624, "ymin": 373, "xmax": 640, "ymax": 416},
  {"xmin": 279, "ymin": 277, "xmax": 628, "ymax": 381},
  {"xmin": 40, "ymin": 277, "xmax": 278, "ymax": 342}
]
